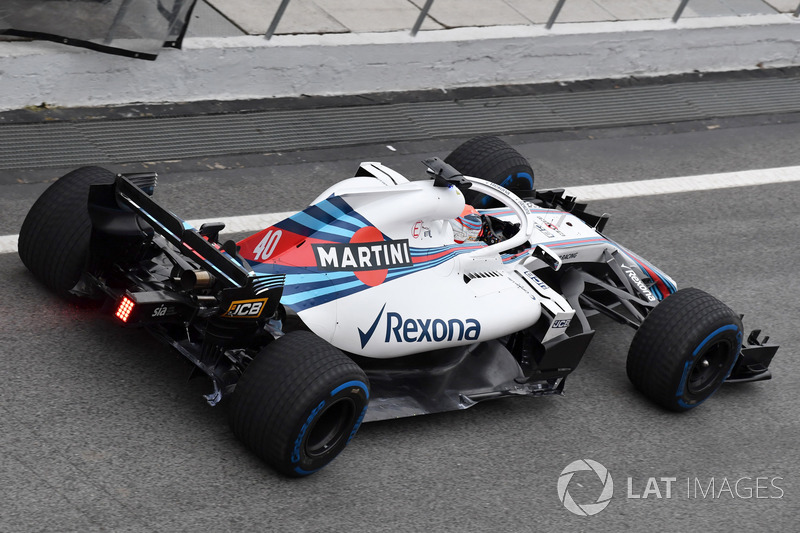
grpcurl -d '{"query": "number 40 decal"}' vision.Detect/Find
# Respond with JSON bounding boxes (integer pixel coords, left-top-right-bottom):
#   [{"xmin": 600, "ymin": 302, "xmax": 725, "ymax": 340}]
[{"xmin": 252, "ymin": 229, "xmax": 282, "ymax": 260}]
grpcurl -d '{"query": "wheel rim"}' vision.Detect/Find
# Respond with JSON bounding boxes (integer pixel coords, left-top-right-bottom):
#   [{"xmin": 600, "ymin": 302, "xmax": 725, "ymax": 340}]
[
  {"xmin": 687, "ymin": 340, "xmax": 731, "ymax": 395},
  {"xmin": 305, "ymin": 398, "xmax": 356, "ymax": 458}
]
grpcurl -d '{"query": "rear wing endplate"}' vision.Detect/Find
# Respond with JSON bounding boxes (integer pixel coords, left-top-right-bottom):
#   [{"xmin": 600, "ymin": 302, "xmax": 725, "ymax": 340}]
[{"xmin": 114, "ymin": 173, "xmax": 251, "ymax": 289}]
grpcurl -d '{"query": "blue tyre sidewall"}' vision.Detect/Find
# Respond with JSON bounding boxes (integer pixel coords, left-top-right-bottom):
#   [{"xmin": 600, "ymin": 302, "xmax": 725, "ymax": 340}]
[
  {"xmin": 289, "ymin": 380, "xmax": 369, "ymax": 476},
  {"xmin": 675, "ymin": 324, "xmax": 742, "ymax": 410}
]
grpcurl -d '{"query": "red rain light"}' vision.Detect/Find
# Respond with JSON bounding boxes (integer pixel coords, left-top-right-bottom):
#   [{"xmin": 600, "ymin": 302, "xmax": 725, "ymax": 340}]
[{"xmin": 115, "ymin": 296, "xmax": 135, "ymax": 322}]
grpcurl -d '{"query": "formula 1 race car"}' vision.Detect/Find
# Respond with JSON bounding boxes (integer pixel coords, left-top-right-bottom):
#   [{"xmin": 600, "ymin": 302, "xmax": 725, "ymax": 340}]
[{"xmin": 18, "ymin": 136, "xmax": 778, "ymax": 477}]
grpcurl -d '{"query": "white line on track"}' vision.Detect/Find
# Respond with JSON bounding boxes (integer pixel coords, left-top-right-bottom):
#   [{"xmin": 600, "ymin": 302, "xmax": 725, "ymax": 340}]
[
  {"xmin": 2, "ymin": 165, "xmax": 799, "ymax": 255},
  {"xmin": 561, "ymin": 165, "xmax": 800, "ymax": 201}
]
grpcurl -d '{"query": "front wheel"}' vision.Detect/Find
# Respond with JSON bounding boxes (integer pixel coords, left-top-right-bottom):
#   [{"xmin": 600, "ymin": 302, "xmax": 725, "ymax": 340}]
[
  {"xmin": 626, "ymin": 288, "xmax": 743, "ymax": 412},
  {"xmin": 228, "ymin": 331, "xmax": 369, "ymax": 476}
]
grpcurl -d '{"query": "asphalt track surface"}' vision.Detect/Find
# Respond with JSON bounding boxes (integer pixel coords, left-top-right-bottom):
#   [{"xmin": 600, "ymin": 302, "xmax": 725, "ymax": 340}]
[{"xmin": 1, "ymin": 112, "xmax": 798, "ymax": 531}]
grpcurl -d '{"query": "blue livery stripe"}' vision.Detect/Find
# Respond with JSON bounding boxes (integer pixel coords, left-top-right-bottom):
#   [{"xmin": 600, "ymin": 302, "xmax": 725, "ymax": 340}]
[
  {"xmin": 290, "ymin": 211, "xmax": 355, "ymax": 238},
  {"xmin": 280, "ymin": 278, "xmax": 366, "ymax": 308},
  {"xmin": 313, "ymin": 201, "xmax": 370, "ymax": 230}
]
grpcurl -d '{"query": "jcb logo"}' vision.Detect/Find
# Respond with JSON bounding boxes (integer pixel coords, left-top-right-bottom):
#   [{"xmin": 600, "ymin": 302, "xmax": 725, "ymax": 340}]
[{"xmin": 222, "ymin": 298, "xmax": 268, "ymax": 318}]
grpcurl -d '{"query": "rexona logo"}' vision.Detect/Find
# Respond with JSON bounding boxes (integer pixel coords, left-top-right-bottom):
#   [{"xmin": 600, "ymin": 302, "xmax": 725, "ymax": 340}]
[
  {"xmin": 358, "ymin": 304, "xmax": 481, "ymax": 349},
  {"xmin": 222, "ymin": 298, "xmax": 268, "ymax": 318},
  {"xmin": 313, "ymin": 226, "xmax": 412, "ymax": 287},
  {"xmin": 621, "ymin": 264, "xmax": 656, "ymax": 302}
]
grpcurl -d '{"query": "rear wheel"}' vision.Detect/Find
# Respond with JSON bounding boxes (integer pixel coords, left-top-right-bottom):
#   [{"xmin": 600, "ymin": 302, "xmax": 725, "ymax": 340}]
[
  {"xmin": 228, "ymin": 331, "xmax": 369, "ymax": 476},
  {"xmin": 18, "ymin": 166, "xmax": 116, "ymax": 302},
  {"xmin": 626, "ymin": 288, "xmax": 743, "ymax": 411},
  {"xmin": 444, "ymin": 135, "xmax": 534, "ymax": 208}
]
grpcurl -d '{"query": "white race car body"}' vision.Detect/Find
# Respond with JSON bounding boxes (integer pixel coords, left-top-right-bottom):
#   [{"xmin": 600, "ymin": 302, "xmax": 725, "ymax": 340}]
[
  {"xmin": 20, "ymin": 151, "xmax": 778, "ymax": 475},
  {"xmin": 238, "ymin": 162, "xmax": 673, "ymax": 361}
]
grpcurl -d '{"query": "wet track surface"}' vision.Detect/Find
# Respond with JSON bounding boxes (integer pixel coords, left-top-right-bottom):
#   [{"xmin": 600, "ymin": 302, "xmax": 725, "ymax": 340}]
[{"xmin": 0, "ymin": 111, "xmax": 798, "ymax": 531}]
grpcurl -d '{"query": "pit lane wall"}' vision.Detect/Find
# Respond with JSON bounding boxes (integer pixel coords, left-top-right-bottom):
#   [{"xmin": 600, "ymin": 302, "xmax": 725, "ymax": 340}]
[{"xmin": 1, "ymin": 14, "xmax": 798, "ymax": 111}]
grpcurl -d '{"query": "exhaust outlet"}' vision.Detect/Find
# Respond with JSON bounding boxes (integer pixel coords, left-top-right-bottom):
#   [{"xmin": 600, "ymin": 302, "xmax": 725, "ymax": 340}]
[{"xmin": 180, "ymin": 269, "xmax": 216, "ymax": 290}]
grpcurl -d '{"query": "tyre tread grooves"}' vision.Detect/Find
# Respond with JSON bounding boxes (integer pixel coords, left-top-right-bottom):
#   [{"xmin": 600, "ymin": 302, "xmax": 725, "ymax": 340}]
[
  {"xmin": 626, "ymin": 288, "xmax": 742, "ymax": 411},
  {"xmin": 18, "ymin": 166, "xmax": 116, "ymax": 301},
  {"xmin": 229, "ymin": 331, "xmax": 368, "ymax": 476}
]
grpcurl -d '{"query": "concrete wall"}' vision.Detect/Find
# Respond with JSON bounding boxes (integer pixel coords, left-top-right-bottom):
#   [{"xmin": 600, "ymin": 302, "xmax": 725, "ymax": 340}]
[{"xmin": 0, "ymin": 14, "xmax": 797, "ymax": 111}]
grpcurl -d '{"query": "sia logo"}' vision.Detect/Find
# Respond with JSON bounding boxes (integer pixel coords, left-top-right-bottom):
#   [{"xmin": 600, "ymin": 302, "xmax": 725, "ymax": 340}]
[{"xmin": 312, "ymin": 226, "xmax": 412, "ymax": 287}]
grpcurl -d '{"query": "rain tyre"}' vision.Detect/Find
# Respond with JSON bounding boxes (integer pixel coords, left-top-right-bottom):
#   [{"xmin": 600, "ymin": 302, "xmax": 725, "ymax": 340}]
[
  {"xmin": 228, "ymin": 331, "xmax": 369, "ymax": 477},
  {"xmin": 18, "ymin": 166, "xmax": 116, "ymax": 302},
  {"xmin": 444, "ymin": 135, "xmax": 534, "ymax": 208},
  {"xmin": 626, "ymin": 288, "xmax": 743, "ymax": 412}
]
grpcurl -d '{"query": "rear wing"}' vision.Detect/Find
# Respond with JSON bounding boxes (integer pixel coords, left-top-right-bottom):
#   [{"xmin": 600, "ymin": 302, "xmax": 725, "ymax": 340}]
[{"xmin": 114, "ymin": 173, "xmax": 251, "ymax": 289}]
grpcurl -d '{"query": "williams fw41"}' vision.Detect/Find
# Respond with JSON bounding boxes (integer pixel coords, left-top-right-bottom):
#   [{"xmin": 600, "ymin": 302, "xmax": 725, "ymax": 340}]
[{"xmin": 18, "ymin": 136, "xmax": 778, "ymax": 477}]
